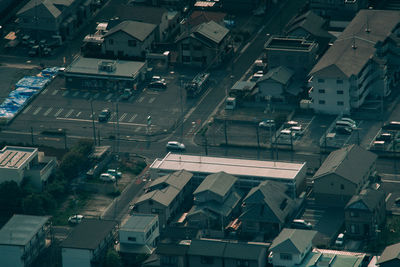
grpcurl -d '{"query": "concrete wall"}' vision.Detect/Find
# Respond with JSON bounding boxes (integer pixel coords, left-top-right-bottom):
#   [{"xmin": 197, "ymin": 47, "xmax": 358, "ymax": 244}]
[
  {"xmin": 0, "ymin": 245, "xmax": 23, "ymax": 267},
  {"xmin": 62, "ymin": 247, "xmax": 92, "ymax": 267}
]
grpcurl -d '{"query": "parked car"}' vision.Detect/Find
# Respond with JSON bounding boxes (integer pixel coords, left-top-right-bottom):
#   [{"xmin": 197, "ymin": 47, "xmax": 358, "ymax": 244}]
[
  {"xmin": 100, "ymin": 173, "xmax": 116, "ymax": 182},
  {"xmin": 28, "ymin": 45, "xmax": 39, "ymax": 56},
  {"xmin": 335, "ymin": 233, "xmax": 345, "ymax": 246},
  {"xmin": 280, "ymin": 129, "xmax": 295, "ymax": 139},
  {"xmin": 166, "ymin": 141, "xmax": 185, "ymax": 151},
  {"xmin": 259, "ymin": 119, "xmax": 275, "ymax": 128},
  {"xmin": 341, "ymin": 117, "xmax": 356, "ymax": 127},
  {"xmin": 336, "ymin": 120, "xmax": 356, "ymax": 129},
  {"xmin": 68, "ymin": 214, "xmax": 84, "ymax": 224},
  {"xmin": 291, "ymin": 219, "xmax": 312, "ymax": 230},
  {"xmin": 121, "ymin": 88, "xmax": 133, "ymax": 100},
  {"xmin": 107, "ymin": 169, "xmax": 122, "ymax": 178},
  {"xmin": 290, "ymin": 126, "xmax": 303, "ymax": 136},
  {"xmin": 98, "ymin": 108, "xmax": 111, "ymax": 122},
  {"xmin": 250, "ymin": 71, "xmax": 263, "ymax": 82},
  {"xmin": 376, "ymin": 133, "xmax": 392, "ymax": 142},
  {"xmin": 149, "ymin": 80, "xmax": 167, "ymax": 90},
  {"xmin": 285, "ymin": 121, "xmax": 299, "ymax": 128},
  {"xmin": 336, "ymin": 126, "xmax": 352, "ymax": 135},
  {"xmin": 382, "ymin": 121, "xmax": 400, "ymax": 131}
]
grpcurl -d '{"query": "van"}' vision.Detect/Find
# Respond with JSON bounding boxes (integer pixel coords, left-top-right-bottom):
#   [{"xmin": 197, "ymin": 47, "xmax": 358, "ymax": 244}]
[
  {"xmin": 280, "ymin": 129, "xmax": 295, "ymax": 139},
  {"xmin": 225, "ymin": 97, "xmax": 236, "ymax": 110},
  {"xmin": 336, "ymin": 120, "xmax": 356, "ymax": 129}
]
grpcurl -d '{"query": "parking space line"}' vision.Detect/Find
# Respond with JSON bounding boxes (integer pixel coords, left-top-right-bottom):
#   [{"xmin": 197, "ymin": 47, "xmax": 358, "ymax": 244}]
[
  {"xmin": 62, "ymin": 91, "xmax": 69, "ymax": 96},
  {"xmin": 148, "ymin": 97, "xmax": 155, "ymax": 103},
  {"xmin": 90, "ymin": 112, "xmax": 96, "ymax": 118},
  {"xmin": 43, "ymin": 107, "xmax": 53, "ymax": 116},
  {"xmin": 22, "ymin": 106, "xmax": 32, "ymax": 114},
  {"xmin": 110, "ymin": 112, "xmax": 117, "ymax": 121},
  {"xmin": 138, "ymin": 96, "xmax": 144, "ymax": 103},
  {"xmin": 83, "ymin": 92, "xmax": 90, "ymax": 98},
  {"xmin": 51, "ymin": 90, "xmax": 58, "ymax": 96},
  {"xmin": 54, "ymin": 108, "xmax": 63, "ymax": 117},
  {"xmin": 65, "ymin": 109, "xmax": 74, "ymax": 118},
  {"xmin": 105, "ymin": 93, "xmax": 113, "ymax": 100},
  {"xmin": 119, "ymin": 113, "xmax": 127, "ymax": 121},
  {"xmin": 33, "ymin": 107, "xmax": 42, "ymax": 115},
  {"xmin": 93, "ymin": 93, "xmax": 99, "ymax": 99},
  {"xmin": 42, "ymin": 88, "xmax": 48, "ymax": 95},
  {"xmin": 76, "ymin": 111, "xmax": 81, "ymax": 117},
  {"xmin": 72, "ymin": 91, "xmax": 79, "ymax": 97},
  {"xmin": 134, "ymin": 126, "xmax": 141, "ymax": 132},
  {"xmin": 129, "ymin": 114, "xmax": 137, "ymax": 122}
]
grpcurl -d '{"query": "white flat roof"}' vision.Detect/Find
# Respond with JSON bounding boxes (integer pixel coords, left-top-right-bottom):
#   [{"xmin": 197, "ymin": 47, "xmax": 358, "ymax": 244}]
[
  {"xmin": 0, "ymin": 146, "xmax": 37, "ymax": 169},
  {"xmin": 150, "ymin": 153, "xmax": 306, "ymax": 180}
]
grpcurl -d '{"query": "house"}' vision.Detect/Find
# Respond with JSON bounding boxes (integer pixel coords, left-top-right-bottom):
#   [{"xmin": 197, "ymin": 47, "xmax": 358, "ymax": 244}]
[
  {"xmin": 240, "ymin": 181, "xmax": 296, "ymax": 237},
  {"xmin": 229, "ymin": 81, "xmax": 257, "ymax": 104},
  {"xmin": 264, "ymin": 36, "xmax": 319, "ymax": 79},
  {"xmin": 269, "ymin": 228, "xmax": 317, "ymax": 267},
  {"xmin": 184, "ymin": 11, "xmax": 227, "ymax": 29},
  {"xmin": 64, "ymin": 56, "xmax": 146, "ymax": 90},
  {"xmin": 344, "ymin": 188, "xmax": 386, "ymax": 239},
  {"xmin": 309, "ymin": 0, "xmax": 368, "ymax": 20},
  {"xmin": 256, "ymin": 66, "xmax": 295, "ymax": 102},
  {"xmin": 187, "ymin": 239, "xmax": 268, "ymax": 267},
  {"xmin": 186, "ymin": 172, "xmax": 242, "ymax": 229},
  {"xmin": 0, "ymin": 146, "xmax": 57, "ymax": 190},
  {"xmin": 17, "ymin": 0, "xmax": 92, "ymax": 41},
  {"xmin": 176, "ymin": 20, "xmax": 232, "ymax": 68},
  {"xmin": 222, "ymin": 0, "xmax": 263, "ymax": 12},
  {"xmin": 285, "ymin": 10, "xmax": 335, "ymax": 54},
  {"xmin": 0, "ymin": 215, "xmax": 51, "ymax": 267},
  {"xmin": 102, "ymin": 20, "xmax": 156, "ymax": 59},
  {"xmin": 117, "ymin": 214, "xmax": 159, "ymax": 265},
  {"xmin": 150, "ymin": 153, "xmax": 307, "ymax": 197},
  {"xmin": 61, "ymin": 219, "xmax": 117, "ymax": 267},
  {"xmin": 135, "ymin": 170, "xmax": 193, "ymax": 229},
  {"xmin": 308, "ymin": 10, "xmax": 400, "ymax": 115},
  {"xmin": 377, "ymin": 242, "xmax": 400, "ymax": 267},
  {"xmin": 313, "ymin": 145, "xmax": 377, "ymax": 207},
  {"xmin": 155, "ymin": 241, "xmax": 191, "ymax": 267}
]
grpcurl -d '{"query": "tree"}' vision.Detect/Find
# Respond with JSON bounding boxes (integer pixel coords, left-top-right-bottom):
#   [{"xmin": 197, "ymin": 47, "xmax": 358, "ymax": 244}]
[
  {"xmin": 22, "ymin": 193, "xmax": 45, "ymax": 215},
  {"xmin": 104, "ymin": 249, "xmax": 122, "ymax": 267},
  {"xmin": 59, "ymin": 151, "xmax": 86, "ymax": 179},
  {"xmin": 0, "ymin": 181, "xmax": 22, "ymax": 217}
]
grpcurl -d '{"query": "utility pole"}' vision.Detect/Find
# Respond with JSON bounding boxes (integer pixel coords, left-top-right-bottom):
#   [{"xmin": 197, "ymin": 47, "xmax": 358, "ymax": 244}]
[
  {"xmin": 256, "ymin": 125, "xmax": 260, "ymax": 158},
  {"xmin": 31, "ymin": 127, "xmax": 34, "ymax": 145},
  {"xmin": 224, "ymin": 118, "xmax": 228, "ymax": 145},
  {"xmin": 116, "ymin": 100, "xmax": 120, "ymax": 159},
  {"xmin": 90, "ymin": 99, "xmax": 97, "ymax": 145}
]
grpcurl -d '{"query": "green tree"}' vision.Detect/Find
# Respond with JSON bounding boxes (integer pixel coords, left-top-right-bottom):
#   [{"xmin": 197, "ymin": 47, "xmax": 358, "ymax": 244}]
[
  {"xmin": 104, "ymin": 249, "xmax": 122, "ymax": 267},
  {"xmin": 72, "ymin": 139, "xmax": 94, "ymax": 156},
  {"xmin": 59, "ymin": 151, "xmax": 86, "ymax": 179},
  {"xmin": 0, "ymin": 181, "xmax": 23, "ymax": 217},
  {"xmin": 22, "ymin": 193, "xmax": 45, "ymax": 215}
]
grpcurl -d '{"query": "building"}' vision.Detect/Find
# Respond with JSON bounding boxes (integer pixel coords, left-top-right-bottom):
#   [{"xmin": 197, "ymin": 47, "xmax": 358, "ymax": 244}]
[
  {"xmin": 308, "ymin": 10, "xmax": 400, "ymax": 115},
  {"xmin": 184, "ymin": 11, "xmax": 227, "ymax": 29},
  {"xmin": 187, "ymin": 239, "xmax": 268, "ymax": 267},
  {"xmin": 187, "ymin": 172, "xmax": 242, "ymax": 229},
  {"xmin": 135, "ymin": 170, "xmax": 193, "ymax": 229},
  {"xmin": 61, "ymin": 219, "xmax": 117, "ymax": 267},
  {"xmin": 64, "ymin": 56, "xmax": 146, "ymax": 90},
  {"xmin": 229, "ymin": 81, "xmax": 257, "ymax": 103},
  {"xmin": 264, "ymin": 36, "xmax": 319, "ymax": 79},
  {"xmin": 150, "ymin": 153, "xmax": 307, "ymax": 198},
  {"xmin": 313, "ymin": 145, "xmax": 377, "ymax": 207},
  {"xmin": 0, "ymin": 146, "xmax": 56, "ymax": 190},
  {"xmin": 377, "ymin": 242, "xmax": 400, "ymax": 267},
  {"xmin": 222, "ymin": 0, "xmax": 262, "ymax": 12},
  {"xmin": 117, "ymin": 214, "xmax": 159, "ymax": 264},
  {"xmin": 309, "ymin": 0, "xmax": 368, "ymax": 20},
  {"xmin": 269, "ymin": 228, "xmax": 316, "ymax": 267},
  {"xmin": 17, "ymin": 0, "xmax": 92, "ymax": 41},
  {"xmin": 102, "ymin": 20, "xmax": 156, "ymax": 59},
  {"xmin": 344, "ymin": 188, "xmax": 386, "ymax": 239},
  {"xmin": 240, "ymin": 181, "xmax": 296, "ymax": 236},
  {"xmin": 0, "ymin": 215, "xmax": 51, "ymax": 267},
  {"xmin": 256, "ymin": 66, "xmax": 295, "ymax": 102},
  {"xmin": 176, "ymin": 21, "xmax": 232, "ymax": 68},
  {"xmin": 155, "ymin": 241, "xmax": 190, "ymax": 267}
]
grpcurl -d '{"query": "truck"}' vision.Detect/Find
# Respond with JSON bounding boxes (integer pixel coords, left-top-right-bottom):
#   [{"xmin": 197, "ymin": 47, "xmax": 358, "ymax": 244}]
[{"xmin": 185, "ymin": 72, "xmax": 210, "ymax": 98}]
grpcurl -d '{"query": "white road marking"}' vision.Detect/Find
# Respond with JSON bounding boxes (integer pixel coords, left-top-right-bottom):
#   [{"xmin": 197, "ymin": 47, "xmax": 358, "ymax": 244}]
[
  {"xmin": 119, "ymin": 113, "xmax": 127, "ymax": 121},
  {"xmin": 76, "ymin": 111, "xmax": 81, "ymax": 117},
  {"xmin": 42, "ymin": 88, "xmax": 48, "ymax": 95},
  {"xmin": 55, "ymin": 108, "xmax": 63, "ymax": 117},
  {"xmin": 65, "ymin": 109, "xmax": 74, "ymax": 118},
  {"xmin": 134, "ymin": 126, "xmax": 141, "ymax": 132},
  {"xmin": 56, "ymin": 117, "xmax": 148, "ymax": 127},
  {"xmin": 148, "ymin": 97, "xmax": 155, "ymax": 103},
  {"xmin": 138, "ymin": 96, "xmax": 144, "ymax": 103},
  {"xmin": 83, "ymin": 92, "xmax": 90, "ymax": 98},
  {"xmin": 62, "ymin": 91, "xmax": 69, "ymax": 96},
  {"xmin": 93, "ymin": 93, "xmax": 99, "ymax": 99},
  {"xmin": 22, "ymin": 106, "xmax": 32, "ymax": 114},
  {"xmin": 33, "ymin": 107, "xmax": 42, "ymax": 115},
  {"xmin": 105, "ymin": 93, "xmax": 113, "ymax": 100},
  {"xmin": 51, "ymin": 90, "xmax": 58, "ymax": 96},
  {"xmin": 73, "ymin": 91, "xmax": 79, "ymax": 97},
  {"xmin": 43, "ymin": 107, "xmax": 53, "ymax": 116},
  {"xmin": 129, "ymin": 114, "xmax": 137, "ymax": 122}
]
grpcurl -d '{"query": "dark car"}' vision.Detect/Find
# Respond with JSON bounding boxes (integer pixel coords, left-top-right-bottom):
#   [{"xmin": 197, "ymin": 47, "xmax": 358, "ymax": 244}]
[
  {"xmin": 382, "ymin": 121, "xmax": 400, "ymax": 131},
  {"xmin": 291, "ymin": 219, "xmax": 312, "ymax": 230},
  {"xmin": 149, "ymin": 80, "xmax": 167, "ymax": 90},
  {"xmin": 98, "ymin": 108, "xmax": 111, "ymax": 122}
]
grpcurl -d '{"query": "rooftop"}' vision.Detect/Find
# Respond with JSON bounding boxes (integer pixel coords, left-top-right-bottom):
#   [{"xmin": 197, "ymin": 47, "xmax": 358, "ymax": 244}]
[
  {"xmin": 121, "ymin": 214, "xmax": 158, "ymax": 232},
  {"xmin": 299, "ymin": 248, "xmax": 366, "ymax": 267},
  {"xmin": 0, "ymin": 214, "xmax": 50, "ymax": 246},
  {"xmin": 0, "ymin": 146, "xmax": 37, "ymax": 169},
  {"xmin": 150, "ymin": 153, "xmax": 306, "ymax": 181},
  {"xmin": 265, "ymin": 36, "xmax": 318, "ymax": 52}
]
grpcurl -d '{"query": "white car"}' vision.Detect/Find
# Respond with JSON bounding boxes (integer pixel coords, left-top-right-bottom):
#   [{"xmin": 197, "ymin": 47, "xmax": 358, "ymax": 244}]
[
  {"xmin": 166, "ymin": 141, "xmax": 186, "ymax": 151},
  {"xmin": 100, "ymin": 173, "xmax": 116, "ymax": 182},
  {"xmin": 335, "ymin": 233, "xmax": 345, "ymax": 246},
  {"xmin": 68, "ymin": 214, "xmax": 84, "ymax": 224},
  {"xmin": 107, "ymin": 169, "xmax": 122, "ymax": 178},
  {"xmin": 259, "ymin": 119, "xmax": 275, "ymax": 128}
]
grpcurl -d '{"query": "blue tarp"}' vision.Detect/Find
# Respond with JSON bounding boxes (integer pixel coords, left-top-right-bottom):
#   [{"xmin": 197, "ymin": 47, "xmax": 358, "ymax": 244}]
[
  {"xmin": 15, "ymin": 76, "xmax": 50, "ymax": 89},
  {"xmin": 9, "ymin": 87, "xmax": 38, "ymax": 98},
  {"xmin": 41, "ymin": 67, "xmax": 60, "ymax": 76}
]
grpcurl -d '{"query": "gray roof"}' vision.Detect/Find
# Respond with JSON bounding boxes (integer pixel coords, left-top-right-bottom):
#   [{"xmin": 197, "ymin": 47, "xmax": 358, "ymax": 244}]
[
  {"xmin": 270, "ymin": 228, "xmax": 317, "ymax": 254},
  {"xmin": 377, "ymin": 242, "xmax": 400, "ymax": 264},
  {"xmin": 156, "ymin": 242, "xmax": 190, "ymax": 256},
  {"xmin": 177, "ymin": 20, "xmax": 229, "ymax": 46},
  {"xmin": 65, "ymin": 57, "xmax": 145, "ymax": 78},
  {"xmin": 107, "ymin": 4, "xmax": 168, "ymax": 25},
  {"xmin": 188, "ymin": 239, "xmax": 226, "ymax": 257},
  {"xmin": 257, "ymin": 66, "xmax": 294, "ymax": 85},
  {"xmin": 224, "ymin": 242, "xmax": 268, "ymax": 260},
  {"xmin": 17, "ymin": 0, "xmax": 73, "ymax": 17},
  {"xmin": 0, "ymin": 215, "xmax": 50, "ymax": 246},
  {"xmin": 121, "ymin": 214, "xmax": 158, "ymax": 232},
  {"xmin": 148, "ymin": 170, "xmax": 192, "ymax": 191},
  {"xmin": 345, "ymin": 188, "xmax": 384, "ymax": 212},
  {"xmin": 136, "ymin": 185, "xmax": 180, "ymax": 207},
  {"xmin": 313, "ymin": 145, "xmax": 377, "ymax": 185},
  {"xmin": 194, "ymin": 172, "xmax": 237, "ymax": 197},
  {"xmin": 309, "ymin": 10, "xmax": 400, "ymax": 78},
  {"xmin": 231, "ymin": 81, "xmax": 256, "ymax": 91},
  {"xmin": 104, "ymin": 20, "xmax": 156, "ymax": 42},
  {"xmin": 240, "ymin": 181, "xmax": 294, "ymax": 224},
  {"xmin": 61, "ymin": 219, "xmax": 117, "ymax": 250},
  {"xmin": 286, "ymin": 10, "xmax": 334, "ymax": 40}
]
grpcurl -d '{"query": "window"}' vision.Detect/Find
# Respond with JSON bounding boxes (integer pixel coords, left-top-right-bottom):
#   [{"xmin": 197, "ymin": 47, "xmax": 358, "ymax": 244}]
[
  {"xmin": 161, "ymin": 256, "xmax": 178, "ymax": 265},
  {"xmin": 318, "ymin": 78, "xmax": 325, "ymax": 83},
  {"xmin": 237, "ymin": 260, "xmax": 249, "ymax": 266},
  {"xmin": 337, "ymin": 101, "xmax": 344, "ymax": 106},
  {"xmin": 337, "ymin": 79, "xmax": 343, "ymax": 84},
  {"xmin": 182, "ymin": 56, "xmax": 191, "ymax": 62},
  {"xmin": 337, "ymin": 90, "xmax": 344, "ymax": 94},
  {"xmin": 109, "ymin": 39, "xmax": 114, "ymax": 45},
  {"xmin": 319, "ymin": 100, "xmax": 325, "ymax": 104},
  {"xmin": 128, "ymin": 40, "xmax": 136, "ymax": 47},
  {"xmin": 318, "ymin": 89, "xmax": 325, "ymax": 93},
  {"xmin": 280, "ymin": 253, "xmax": 292, "ymax": 260},
  {"xmin": 182, "ymin": 44, "xmax": 190, "ymax": 50},
  {"xmin": 201, "ymin": 256, "xmax": 214, "ymax": 264},
  {"xmin": 128, "ymin": 237, "xmax": 136, "ymax": 242},
  {"xmin": 146, "ymin": 230, "xmax": 151, "ymax": 239},
  {"xmin": 340, "ymin": 184, "xmax": 344, "ymax": 190}
]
